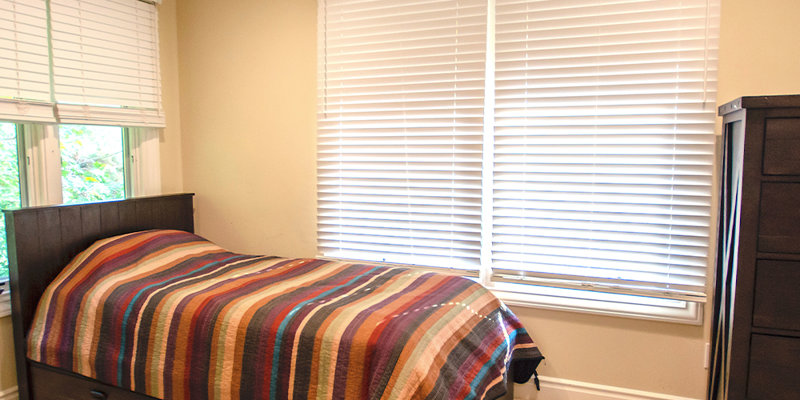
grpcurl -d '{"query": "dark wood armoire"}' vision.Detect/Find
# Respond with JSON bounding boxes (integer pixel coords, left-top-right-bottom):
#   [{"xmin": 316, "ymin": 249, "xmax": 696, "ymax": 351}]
[{"xmin": 710, "ymin": 95, "xmax": 800, "ymax": 400}]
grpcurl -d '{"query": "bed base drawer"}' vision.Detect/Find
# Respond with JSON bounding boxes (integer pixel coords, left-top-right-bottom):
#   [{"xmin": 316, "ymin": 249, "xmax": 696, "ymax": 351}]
[{"xmin": 30, "ymin": 362, "xmax": 157, "ymax": 400}]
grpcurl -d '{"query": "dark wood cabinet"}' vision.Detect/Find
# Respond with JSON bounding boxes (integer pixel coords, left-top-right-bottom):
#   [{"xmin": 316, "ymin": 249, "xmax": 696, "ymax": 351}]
[{"xmin": 712, "ymin": 95, "xmax": 800, "ymax": 400}]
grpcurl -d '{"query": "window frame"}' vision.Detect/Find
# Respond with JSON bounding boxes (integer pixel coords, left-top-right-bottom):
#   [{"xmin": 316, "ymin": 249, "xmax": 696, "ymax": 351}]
[{"xmin": 18, "ymin": 124, "xmax": 162, "ymax": 206}]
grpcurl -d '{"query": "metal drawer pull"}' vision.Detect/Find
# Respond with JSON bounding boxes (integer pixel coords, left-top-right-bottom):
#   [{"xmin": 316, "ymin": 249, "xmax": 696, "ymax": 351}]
[{"xmin": 89, "ymin": 390, "xmax": 108, "ymax": 400}]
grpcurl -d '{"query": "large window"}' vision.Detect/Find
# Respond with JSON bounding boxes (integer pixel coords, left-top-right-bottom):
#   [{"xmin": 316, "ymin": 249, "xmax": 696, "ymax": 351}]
[{"xmin": 318, "ymin": 0, "xmax": 720, "ymax": 322}]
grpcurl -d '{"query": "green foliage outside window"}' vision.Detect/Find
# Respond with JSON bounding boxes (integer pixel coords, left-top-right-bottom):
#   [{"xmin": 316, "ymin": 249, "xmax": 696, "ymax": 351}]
[
  {"xmin": 0, "ymin": 123, "xmax": 21, "ymax": 279},
  {"xmin": 60, "ymin": 125, "xmax": 125, "ymax": 205}
]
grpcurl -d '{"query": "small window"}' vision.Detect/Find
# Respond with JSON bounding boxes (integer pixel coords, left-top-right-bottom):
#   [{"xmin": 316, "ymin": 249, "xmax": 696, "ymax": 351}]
[
  {"xmin": 0, "ymin": 122, "xmax": 22, "ymax": 278},
  {"xmin": 59, "ymin": 125, "xmax": 125, "ymax": 204}
]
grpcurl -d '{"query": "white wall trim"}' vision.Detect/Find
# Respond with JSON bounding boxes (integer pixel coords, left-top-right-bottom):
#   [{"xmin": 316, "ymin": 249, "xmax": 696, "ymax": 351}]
[
  {"xmin": 0, "ymin": 292, "xmax": 10, "ymax": 318},
  {"xmin": 21, "ymin": 124, "xmax": 62, "ymax": 206},
  {"xmin": 0, "ymin": 386, "xmax": 17, "ymax": 400},
  {"xmin": 126, "ymin": 127, "xmax": 162, "ymax": 197},
  {"xmin": 514, "ymin": 376, "xmax": 700, "ymax": 400}
]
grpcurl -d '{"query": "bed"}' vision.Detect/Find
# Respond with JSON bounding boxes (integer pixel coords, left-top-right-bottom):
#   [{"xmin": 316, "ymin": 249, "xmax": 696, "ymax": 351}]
[{"xmin": 5, "ymin": 194, "xmax": 543, "ymax": 400}]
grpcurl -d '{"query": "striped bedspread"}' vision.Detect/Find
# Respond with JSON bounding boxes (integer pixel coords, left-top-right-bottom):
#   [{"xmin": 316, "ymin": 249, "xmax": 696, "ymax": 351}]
[{"xmin": 28, "ymin": 230, "xmax": 543, "ymax": 400}]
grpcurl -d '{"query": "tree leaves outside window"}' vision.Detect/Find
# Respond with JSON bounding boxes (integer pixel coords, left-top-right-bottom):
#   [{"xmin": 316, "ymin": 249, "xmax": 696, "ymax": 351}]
[
  {"xmin": 0, "ymin": 123, "xmax": 21, "ymax": 278},
  {"xmin": 60, "ymin": 125, "xmax": 125, "ymax": 205}
]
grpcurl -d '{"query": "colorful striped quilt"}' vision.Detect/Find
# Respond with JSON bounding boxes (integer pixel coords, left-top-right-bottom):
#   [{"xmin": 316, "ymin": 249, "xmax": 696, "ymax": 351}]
[{"xmin": 28, "ymin": 230, "xmax": 543, "ymax": 400}]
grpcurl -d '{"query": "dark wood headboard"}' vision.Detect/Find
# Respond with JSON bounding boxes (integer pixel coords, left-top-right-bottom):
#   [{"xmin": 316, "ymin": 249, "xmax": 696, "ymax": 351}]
[{"xmin": 3, "ymin": 193, "xmax": 194, "ymax": 400}]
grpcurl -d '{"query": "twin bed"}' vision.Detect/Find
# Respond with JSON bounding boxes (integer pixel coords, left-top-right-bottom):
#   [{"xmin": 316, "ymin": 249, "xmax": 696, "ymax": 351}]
[{"xmin": 5, "ymin": 194, "xmax": 543, "ymax": 400}]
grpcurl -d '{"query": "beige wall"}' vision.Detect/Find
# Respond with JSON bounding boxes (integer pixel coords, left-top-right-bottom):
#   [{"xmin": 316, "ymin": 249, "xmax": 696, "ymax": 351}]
[
  {"xmin": 0, "ymin": 316, "xmax": 15, "ymax": 391},
  {"xmin": 176, "ymin": 0, "xmax": 318, "ymax": 258},
  {"xmin": 2, "ymin": 0, "xmax": 800, "ymax": 397},
  {"xmin": 158, "ymin": 0, "xmax": 185, "ymax": 194},
  {"xmin": 717, "ymin": 0, "xmax": 800, "ymax": 105}
]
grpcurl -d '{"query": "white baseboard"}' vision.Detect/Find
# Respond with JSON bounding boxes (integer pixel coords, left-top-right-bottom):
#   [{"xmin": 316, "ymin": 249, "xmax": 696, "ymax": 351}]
[
  {"xmin": 0, "ymin": 386, "xmax": 17, "ymax": 400},
  {"xmin": 514, "ymin": 376, "xmax": 700, "ymax": 400}
]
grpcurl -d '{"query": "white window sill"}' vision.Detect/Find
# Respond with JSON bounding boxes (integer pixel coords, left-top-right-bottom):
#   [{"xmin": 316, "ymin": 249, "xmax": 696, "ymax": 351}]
[
  {"xmin": 320, "ymin": 257, "xmax": 704, "ymax": 325},
  {"xmin": 490, "ymin": 285, "xmax": 703, "ymax": 325}
]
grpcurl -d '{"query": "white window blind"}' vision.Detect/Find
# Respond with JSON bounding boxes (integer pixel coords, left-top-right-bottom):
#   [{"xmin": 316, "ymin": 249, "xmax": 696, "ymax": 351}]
[
  {"xmin": 49, "ymin": 0, "xmax": 164, "ymax": 127},
  {"xmin": 317, "ymin": 0, "xmax": 719, "ymax": 310},
  {"xmin": 491, "ymin": 0, "xmax": 718, "ymax": 301},
  {"xmin": 317, "ymin": 0, "xmax": 488, "ymax": 272},
  {"xmin": 0, "ymin": 0, "xmax": 55, "ymax": 123}
]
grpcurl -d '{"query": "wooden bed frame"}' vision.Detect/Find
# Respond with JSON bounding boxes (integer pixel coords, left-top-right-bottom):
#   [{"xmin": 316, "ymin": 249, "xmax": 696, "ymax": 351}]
[
  {"xmin": 5, "ymin": 193, "xmax": 519, "ymax": 400},
  {"xmin": 5, "ymin": 194, "xmax": 194, "ymax": 400}
]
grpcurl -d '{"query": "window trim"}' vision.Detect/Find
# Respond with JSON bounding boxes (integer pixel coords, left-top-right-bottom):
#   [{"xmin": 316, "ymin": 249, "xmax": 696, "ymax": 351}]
[
  {"xmin": 16, "ymin": 126, "xmax": 29, "ymax": 207},
  {"xmin": 22, "ymin": 124, "xmax": 62, "ymax": 206},
  {"xmin": 490, "ymin": 284, "xmax": 704, "ymax": 325},
  {"xmin": 0, "ymin": 291, "xmax": 10, "ymax": 318},
  {"xmin": 126, "ymin": 127, "xmax": 162, "ymax": 197}
]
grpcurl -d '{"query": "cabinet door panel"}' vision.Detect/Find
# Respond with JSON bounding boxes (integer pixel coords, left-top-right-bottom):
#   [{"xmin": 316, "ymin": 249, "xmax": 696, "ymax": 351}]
[
  {"xmin": 763, "ymin": 117, "xmax": 800, "ymax": 175},
  {"xmin": 747, "ymin": 334, "xmax": 800, "ymax": 400},
  {"xmin": 758, "ymin": 183, "xmax": 800, "ymax": 253},
  {"xmin": 753, "ymin": 260, "xmax": 800, "ymax": 331}
]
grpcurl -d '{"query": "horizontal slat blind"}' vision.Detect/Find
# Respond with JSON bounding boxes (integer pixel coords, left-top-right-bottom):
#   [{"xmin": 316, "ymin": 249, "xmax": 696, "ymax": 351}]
[
  {"xmin": 317, "ymin": 0, "xmax": 487, "ymax": 272},
  {"xmin": 0, "ymin": 0, "xmax": 54, "ymax": 123},
  {"xmin": 492, "ymin": 0, "xmax": 719, "ymax": 300},
  {"xmin": 50, "ymin": 0, "xmax": 164, "ymax": 127}
]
